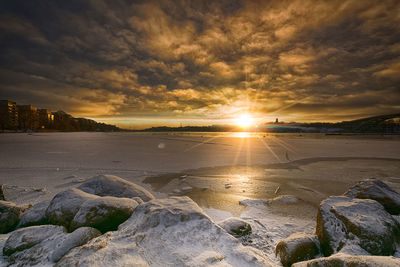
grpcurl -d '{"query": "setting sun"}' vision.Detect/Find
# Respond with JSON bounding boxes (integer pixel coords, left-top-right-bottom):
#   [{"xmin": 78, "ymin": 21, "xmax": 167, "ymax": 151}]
[{"xmin": 235, "ymin": 114, "xmax": 254, "ymax": 128}]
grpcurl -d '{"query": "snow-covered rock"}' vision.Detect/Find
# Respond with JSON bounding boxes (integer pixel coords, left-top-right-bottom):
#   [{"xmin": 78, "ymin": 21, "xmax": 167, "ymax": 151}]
[
  {"xmin": 275, "ymin": 232, "xmax": 320, "ymax": 267},
  {"xmin": 0, "ymin": 201, "xmax": 22, "ymax": 234},
  {"xmin": 70, "ymin": 196, "xmax": 139, "ymax": 233},
  {"xmin": 45, "ymin": 188, "xmax": 97, "ymax": 229},
  {"xmin": 3, "ymin": 225, "xmax": 66, "ymax": 256},
  {"xmin": 50, "ymin": 227, "xmax": 101, "ymax": 262},
  {"xmin": 292, "ymin": 253, "xmax": 400, "ymax": 266},
  {"xmin": 54, "ymin": 233, "xmax": 114, "ymax": 267},
  {"xmin": 56, "ymin": 196, "xmax": 274, "ymax": 266},
  {"xmin": 17, "ymin": 200, "xmax": 50, "ymax": 228},
  {"xmin": 17, "ymin": 204, "xmax": 32, "ymax": 213},
  {"xmin": 0, "ymin": 185, "xmax": 5, "ymax": 201},
  {"xmin": 316, "ymin": 196, "xmax": 400, "ymax": 256},
  {"xmin": 345, "ymin": 178, "xmax": 400, "ymax": 215},
  {"xmin": 218, "ymin": 217, "xmax": 252, "ymax": 236},
  {"xmin": 132, "ymin": 197, "xmax": 144, "ymax": 205},
  {"xmin": 46, "ymin": 187, "xmax": 141, "ymax": 233},
  {"xmin": 0, "ymin": 234, "xmax": 10, "ymax": 266},
  {"xmin": 2, "ymin": 225, "xmax": 100, "ymax": 266},
  {"xmin": 171, "ymin": 189, "xmax": 183, "ymax": 195},
  {"xmin": 78, "ymin": 174, "xmax": 154, "ymax": 202},
  {"xmin": 181, "ymin": 186, "xmax": 193, "ymax": 193}
]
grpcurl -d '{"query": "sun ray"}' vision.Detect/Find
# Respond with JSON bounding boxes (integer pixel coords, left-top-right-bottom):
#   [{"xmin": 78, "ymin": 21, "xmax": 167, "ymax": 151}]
[
  {"xmin": 184, "ymin": 135, "xmax": 221, "ymax": 152},
  {"xmin": 257, "ymin": 136, "xmax": 281, "ymax": 162},
  {"xmin": 269, "ymin": 136, "xmax": 297, "ymax": 154},
  {"xmin": 246, "ymin": 136, "xmax": 252, "ymax": 175},
  {"xmin": 232, "ymin": 135, "xmax": 245, "ymax": 166}
]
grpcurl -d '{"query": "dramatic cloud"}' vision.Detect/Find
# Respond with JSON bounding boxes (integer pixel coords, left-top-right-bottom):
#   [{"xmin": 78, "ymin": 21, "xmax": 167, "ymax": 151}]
[{"xmin": 0, "ymin": 0, "xmax": 399, "ymax": 127}]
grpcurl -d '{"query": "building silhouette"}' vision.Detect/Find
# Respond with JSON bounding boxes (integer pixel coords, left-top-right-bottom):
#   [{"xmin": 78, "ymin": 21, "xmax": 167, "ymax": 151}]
[
  {"xmin": 38, "ymin": 109, "xmax": 54, "ymax": 129},
  {"xmin": 17, "ymin": 105, "xmax": 39, "ymax": 130},
  {"xmin": 0, "ymin": 100, "xmax": 18, "ymax": 130},
  {"xmin": 0, "ymin": 100, "xmax": 119, "ymax": 132}
]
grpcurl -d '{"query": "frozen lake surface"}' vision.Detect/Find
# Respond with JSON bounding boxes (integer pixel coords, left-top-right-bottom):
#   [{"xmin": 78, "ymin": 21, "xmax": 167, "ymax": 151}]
[
  {"xmin": 1, "ymin": 132, "xmax": 399, "ymax": 203},
  {"xmin": 1, "ymin": 132, "xmax": 400, "ymax": 260}
]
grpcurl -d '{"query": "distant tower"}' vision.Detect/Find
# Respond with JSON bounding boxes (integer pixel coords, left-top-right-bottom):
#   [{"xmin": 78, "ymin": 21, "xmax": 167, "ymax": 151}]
[{"xmin": 275, "ymin": 118, "xmax": 279, "ymax": 124}]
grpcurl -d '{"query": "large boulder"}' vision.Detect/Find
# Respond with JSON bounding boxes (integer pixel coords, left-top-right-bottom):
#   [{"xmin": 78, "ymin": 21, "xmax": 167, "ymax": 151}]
[
  {"xmin": 45, "ymin": 188, "xmax": 98, "ymax": 229},
  {"xmin": 2, "ymin": 225, "xmax": 100, "ymax": 266},
  {"xmin": 56, "ymin": 197, "xmax": 274, "ymax": 266},
  {"xmin": 0, "ymin": 185, "xmax": 5, "ymax": 200},
  {"xmin": 316, "ymin": 196, "xmax": 400, "ymax": 256},
  {"xmin": 275, "ymin": 232, "xmax": 320, "ymax": 267},
  {"xmin": 54, "ymin": 234, "xmax": 114, "ymax": 267},
  {"xmin": 17, "ymin": 200, "xmax": 50, "ymax": 228},
  {"xmin": 218, "ymin": 217, "xmax": 252, "ymax": 236},
  {"xmin": 345, "ymin": 178, "xmax": 400, "ymax": 215},
  {"xmin": 0, "ymin": 233, "xmax": 10, "ymax": 266},
  {"xmin": 0, "ymin": 201, "xmax": 22, "ymax": 234},
  {"xmin": 78, "ymin": 174, "xmax": 154, "ymax": 202},
  {"xmin": 50, "ymin": 227, "xmax": 101, "ymax": 262},
  {"xmin": 3, "ymin": 225, "xmax": 66, "ymax": 256},
  {"xmin": 292, "ymin": 253, "xmax": 400, "ymax": 267},
  {"xmin": 70, "ymin": 196, "xmax": 139, "ymax": 233}
]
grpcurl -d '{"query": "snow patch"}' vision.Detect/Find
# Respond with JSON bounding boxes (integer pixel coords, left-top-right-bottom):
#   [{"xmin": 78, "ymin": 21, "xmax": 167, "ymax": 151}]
[
  {"xmin": 239, "ymin": 199, "xmax": 268, "ymax": 207},
  {"xmin": 57, "ymin": 197, "xmax": 276, "ymax": 266}
]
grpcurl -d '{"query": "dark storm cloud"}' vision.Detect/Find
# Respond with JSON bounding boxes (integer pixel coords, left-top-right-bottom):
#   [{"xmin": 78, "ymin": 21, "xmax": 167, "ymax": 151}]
[{"xmin": 0, "ymin": 0, "xmax": 399, "ymax": 123}]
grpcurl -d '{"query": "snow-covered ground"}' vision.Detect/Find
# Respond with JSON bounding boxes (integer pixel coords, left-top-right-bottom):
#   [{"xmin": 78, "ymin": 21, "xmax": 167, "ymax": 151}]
[{"xmin": 1, "ymin": 132, "xmax": 400, "ymax": 263}]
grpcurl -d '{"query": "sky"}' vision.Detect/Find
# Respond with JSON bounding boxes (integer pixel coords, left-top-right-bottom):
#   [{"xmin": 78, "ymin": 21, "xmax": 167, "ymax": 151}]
[{"xmin": 0, "ymin": 0, "xmax": 399, "ymax": 129}]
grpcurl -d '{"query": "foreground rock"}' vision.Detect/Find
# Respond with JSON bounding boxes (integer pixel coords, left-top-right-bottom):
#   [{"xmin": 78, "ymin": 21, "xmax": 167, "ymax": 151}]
[
  {"xmin": 3, "ymin": 225, "xmax": 65, "ymax": 256},
  {"xmin": 56, "ymin": 197, "xmax": 274, "ymax": 266},
  {"xmin": 275, "ymin": 232, "xmax": 320, "ymax": 267},
  {"xmin": 0, "ymin": 185, "xmax": 5, "ymax": 200},
  {"xmin": 0, "ymin": 201, "xmax": 22, "ymax": 234},
  {"xmin": 316, "ymin": 196, "xmax": 400, "ymax": 256},
  {"xmin": 70, "ymin": 196, "xmax": 139, "ymax": 233},
  {"xmin": 345, "ymin": 178, "xmax": 400, "ymax": 215},
  {"xmin": 78, "ymin": 174, "xmax": 154, "ymax": 202},
  {"xmin": 218, "ymin": 217, "xmax": 252, "ymax": 237},
  {"xmin": 292, "ymin": 253, "xmax": 400, "ymax": 266},
  {"xmin": 45, "ymin": 188, "xmax": 97, "ymax": 229},
  {"xmin": 17, "ymin": 200, "xmax": 50, "ymax": 228},
  {"xmin": 3, "ymin": 225, "xmax": 100, "ymax": 266},
  {"xmin": 0, "ymin": 234, "xmax": 10, "ymax": 266},
  {"xmin": 50, "ymin": 227, "xmax": 101, "ymax": 262},
  {"xmin": 46, "ymin": 185, "xmax": 143, "ymax": 232}
]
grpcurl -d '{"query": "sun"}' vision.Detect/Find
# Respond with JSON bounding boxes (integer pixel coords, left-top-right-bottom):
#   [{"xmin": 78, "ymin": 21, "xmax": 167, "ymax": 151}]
[{"xmin": 235, "ymin": 114, "xmax": 254, "ymax": 128}]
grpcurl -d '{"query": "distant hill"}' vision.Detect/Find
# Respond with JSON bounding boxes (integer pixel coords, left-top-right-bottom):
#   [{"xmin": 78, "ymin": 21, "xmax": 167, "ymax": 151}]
[
  {"xmin": 334, "ymin": 113, "xmax": 400, "ymax": 133},
  {"xmin": 278, "ymin": 113, "xmax": 400, "ymax": 134},
  {"xmin": 139, "ymin": 125, "xmax": 235, "ymax": 132},
  {"xmin": 137, "ymin": 113, "xmax": 400, "ymax": 134}
]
